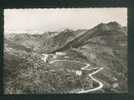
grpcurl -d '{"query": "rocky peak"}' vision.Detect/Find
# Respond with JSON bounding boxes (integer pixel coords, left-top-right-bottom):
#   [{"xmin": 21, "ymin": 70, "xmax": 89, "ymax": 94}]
[
  {"xmin": 107, "ymin": 21, "xmax": 122, "ymax": 29},
  {"xmin": 95, "ymin": 21, "xmax": 122, "ymax": 32}
]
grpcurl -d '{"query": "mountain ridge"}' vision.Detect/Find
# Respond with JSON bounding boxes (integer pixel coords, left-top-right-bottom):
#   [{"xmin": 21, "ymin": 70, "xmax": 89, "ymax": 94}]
[{"xmin": 5, "ymin": 22, "xmax": 127, "ymax": 53}]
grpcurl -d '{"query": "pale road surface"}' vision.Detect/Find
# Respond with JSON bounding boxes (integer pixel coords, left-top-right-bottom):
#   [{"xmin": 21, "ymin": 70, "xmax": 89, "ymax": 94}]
[
  {"xmin": 49, "ymin": 60, "xmax": 104, "ymax": 93},
  {"xmin": 42, "ymin": 54, "xmax": 104, "ymax": 93},
  {"xmin": 78, "ymin": 67, "xmax": 104, "ymax": 93}
]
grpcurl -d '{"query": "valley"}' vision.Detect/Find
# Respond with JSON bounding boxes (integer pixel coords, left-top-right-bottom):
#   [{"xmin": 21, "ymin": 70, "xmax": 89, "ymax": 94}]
[{"xmin": 4, "ymin": 22, "xmax": 127, "ymax": 94}]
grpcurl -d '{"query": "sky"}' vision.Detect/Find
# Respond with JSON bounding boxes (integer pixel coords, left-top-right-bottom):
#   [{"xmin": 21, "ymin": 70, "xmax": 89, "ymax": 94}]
[{"xmin": 4, "ymin": 8, "xmax": 127, "ymax": 34}]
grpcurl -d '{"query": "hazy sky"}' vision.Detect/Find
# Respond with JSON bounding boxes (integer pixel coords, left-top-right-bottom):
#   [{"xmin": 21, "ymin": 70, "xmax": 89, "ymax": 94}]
[{"xmin": 4, "ymin": 8, "xmax": 127, "ymax": 34}]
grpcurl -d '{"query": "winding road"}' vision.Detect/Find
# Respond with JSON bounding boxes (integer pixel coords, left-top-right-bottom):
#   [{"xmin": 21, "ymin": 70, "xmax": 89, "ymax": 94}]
[
  {"xmin": 42, "ymin": 54, "xmax": 104, "ymax": 93},
  {"xmin": 78, "ymin": 67, "xmax": 104, "ymax": 93}
]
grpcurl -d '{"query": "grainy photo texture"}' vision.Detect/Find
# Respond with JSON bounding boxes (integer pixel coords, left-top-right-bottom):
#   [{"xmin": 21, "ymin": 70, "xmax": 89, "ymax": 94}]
[{"xmin": 4, "ymin": 8, "xmax": 127, "ymax": 94}]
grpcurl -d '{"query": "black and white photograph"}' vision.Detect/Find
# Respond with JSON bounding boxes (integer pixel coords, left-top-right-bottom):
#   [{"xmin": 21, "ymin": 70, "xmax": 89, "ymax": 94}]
[{"xmin": 4, "ymin": 8, "xmax": 127, "ymax": 94}]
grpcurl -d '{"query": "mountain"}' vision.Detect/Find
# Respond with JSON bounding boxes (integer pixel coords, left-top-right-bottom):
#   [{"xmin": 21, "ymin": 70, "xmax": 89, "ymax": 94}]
[
  {"xmin": 4, "ymin": 22, "xmax": 127, "ymax": 93},
  {"xmin": 42, "ymin": 21, "xmax": 127, "ymax": 53},
  {"xmin": 5, "ymin": 22, "xmax": 126, "ymax": 53}
]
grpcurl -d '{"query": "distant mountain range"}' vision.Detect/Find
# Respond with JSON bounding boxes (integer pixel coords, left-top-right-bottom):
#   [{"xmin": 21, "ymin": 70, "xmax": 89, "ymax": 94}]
[{"xmin": 5, "ymin": 21, "xmax": 127, "ymax": 53}]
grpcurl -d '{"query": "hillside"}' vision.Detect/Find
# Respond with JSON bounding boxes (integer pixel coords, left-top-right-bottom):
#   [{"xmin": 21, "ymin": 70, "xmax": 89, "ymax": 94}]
[{"xmin": 4, "ymin": 21, "xmax": 127, "ymax": 94}]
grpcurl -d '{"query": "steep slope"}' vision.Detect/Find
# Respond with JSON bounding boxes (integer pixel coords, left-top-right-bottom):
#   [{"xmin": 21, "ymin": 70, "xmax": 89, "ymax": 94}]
[
  {"xmin": 45, "ymin": 21, "xmax": 127, "ymax": 92},
  {"xmin": 4, "ymin": 21, "xmax": 127, "ymax": 93},
  {"xmin": 50, "ymin": 22, "xmax": 126, "ymax": 53},
  {"xmin": 63, "ymin": 22, "xmax": 127, "ymax": 92}
]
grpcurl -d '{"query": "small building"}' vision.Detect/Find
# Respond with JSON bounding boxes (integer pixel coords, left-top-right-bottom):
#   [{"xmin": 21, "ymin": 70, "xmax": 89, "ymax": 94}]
[
  {"xmin": 75, "ymin": 70, "xmax": 82, "ymax": 76},
  {"xmin": 113, "ymin": 83, "xmax": 119, "ymax": 88},
  {"xmin": 41, "ymin": 54, "xmax": 49, "ymax": 63},
  {"xmin": 55, "ymin": 52, "xmax": 66, "ymax": 56},
  {"xmin": 52, "ymin": 55, "xmax": 57, "ymax": 59},
  {"xmin": 64, "ymin": 56, "xmax": 69, "ymax": 59}
]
